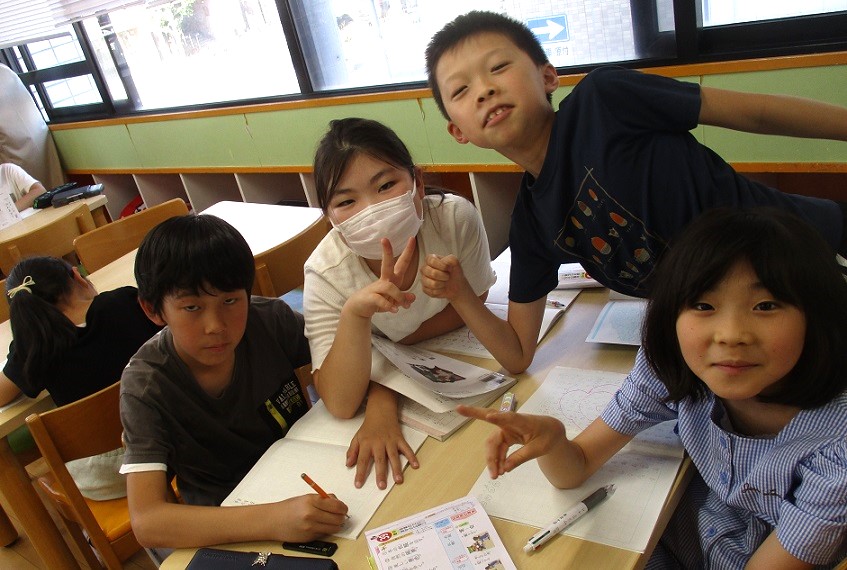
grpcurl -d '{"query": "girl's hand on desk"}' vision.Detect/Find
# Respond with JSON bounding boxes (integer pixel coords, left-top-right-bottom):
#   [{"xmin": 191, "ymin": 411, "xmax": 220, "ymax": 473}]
[
  {"xmin": 457, "ymin": 405, "xmax": 566, "ymax": 478},
  {"xmin": 275, "ymin": 494, "xmax": 348, "ymax": 543},
  {"xmin": 345, "ymin": 238, "xmax": 416, "ymax": 318},
  {"xmin": 420, "ymin": 254, "xmax": 470, "ymax": 302},
  {"xmin": 347, "ymin": 407, "xmax": 419, "ymax": 490}
]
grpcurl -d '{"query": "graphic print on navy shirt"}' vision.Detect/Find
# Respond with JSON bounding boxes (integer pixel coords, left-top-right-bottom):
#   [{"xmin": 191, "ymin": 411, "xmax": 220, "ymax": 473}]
[{"xmin": 555, "ymin": 168, "xmax": 667, "ymax": 295}]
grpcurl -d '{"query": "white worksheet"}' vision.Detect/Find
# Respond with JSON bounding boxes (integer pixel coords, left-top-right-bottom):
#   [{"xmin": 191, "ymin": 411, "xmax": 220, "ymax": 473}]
[{"xmin": 469, "ymin": 367, "xmax": 683, "ymax": 553}]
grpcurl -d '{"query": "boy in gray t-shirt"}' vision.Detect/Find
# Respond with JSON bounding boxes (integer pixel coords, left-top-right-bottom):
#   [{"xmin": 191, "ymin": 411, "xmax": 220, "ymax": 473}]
[{"xmin": 120, "ymin": 214, "xmax": 347, "ymax": 549}]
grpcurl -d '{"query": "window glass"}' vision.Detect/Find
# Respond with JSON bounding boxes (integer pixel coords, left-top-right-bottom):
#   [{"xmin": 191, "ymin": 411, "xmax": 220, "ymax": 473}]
[
  {"xmin": 702, "ymin": 0, "xmax": 847, "ymax": 26},
  {"xmin": 81, "ymin": 18, "xmax": 129, "ymax": 104},
  {"xmin": 12, "ymin": 46, "xmax": 25, "ymax": 69},
  {"xmin": 83, "ymin": 0, "xmax": 300, "ymax": 111},
  {"xmin": 656, "ymin": 0, "xmax": 675, "ymax": 32},
  {"xmin": 44, "ymin": 75, "xmax": 102, "ymax": 108},
  {"xmin": 18, "ymin": 29, "xmax": 102, "ymax": 112},
  {"xmin": 291, "ymin": 0, "xmax": 639, "ymax": 91},
  {"xmin": 26, "ymin": 29, "xmax": 83, "ymax": 69}
]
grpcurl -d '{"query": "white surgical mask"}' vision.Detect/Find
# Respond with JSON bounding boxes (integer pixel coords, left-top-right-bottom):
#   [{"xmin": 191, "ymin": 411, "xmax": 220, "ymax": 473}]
[{"xmin": 332, "ymin": 191, "xmax": 423, "ymax": 260}]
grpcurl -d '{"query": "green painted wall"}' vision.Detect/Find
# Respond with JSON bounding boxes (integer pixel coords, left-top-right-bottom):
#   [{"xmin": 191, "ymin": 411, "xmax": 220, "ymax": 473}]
[{"xmin": 53, "ymin": 64, "xmax": 847, "ymax": 172}]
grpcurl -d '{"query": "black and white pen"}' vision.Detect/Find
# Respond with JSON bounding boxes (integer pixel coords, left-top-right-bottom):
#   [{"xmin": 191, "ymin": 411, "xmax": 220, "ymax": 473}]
[{"xmin": 523, "ymin": 484, "xmax": 616, "ymax": 553}]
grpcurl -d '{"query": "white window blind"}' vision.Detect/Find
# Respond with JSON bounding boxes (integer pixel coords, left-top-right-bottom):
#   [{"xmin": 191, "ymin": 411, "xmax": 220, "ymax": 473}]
[
  {"xmin": 0, "ymin": 0, "xmax": 143, "ymax": 49},
  {"xmin": 0, "ymin": 1, "xmax": 63, "ymax": 49}
]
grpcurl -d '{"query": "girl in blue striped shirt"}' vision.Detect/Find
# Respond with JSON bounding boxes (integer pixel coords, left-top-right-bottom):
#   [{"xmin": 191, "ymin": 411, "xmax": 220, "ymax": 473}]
[{"xmin": 461, "ymin": 208, "xmax": 847, "ymax": 568}]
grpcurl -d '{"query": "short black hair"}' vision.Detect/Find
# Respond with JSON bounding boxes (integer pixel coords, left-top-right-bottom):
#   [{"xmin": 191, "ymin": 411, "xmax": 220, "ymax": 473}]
[
  {"xmin": 425, "ymin": 10, "xmax": 551, "ymax": 121},
  {"xmin": 135, "ymin": 214, "xmax": 255, "ymax": 315},
  {"xmin": 642, "ymin": 207, "xmax": 847, "ymax": 409}
]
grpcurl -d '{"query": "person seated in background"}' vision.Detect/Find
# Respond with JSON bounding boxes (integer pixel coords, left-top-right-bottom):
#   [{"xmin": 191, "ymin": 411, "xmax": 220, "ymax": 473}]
[
  {"xmin": 0, "ymin": 256, "xmax": 162, "ymax": 407},
  {"xmin": 0, "ymin": 256, "xmax": 162, "ymax": 500},
  {"xmin": 0, "ymin": 162, "xmax": 47, "ymax": 211},
  {"xmin": 120, "ymin": 214, "xmax": 347, "ymax": 550}
]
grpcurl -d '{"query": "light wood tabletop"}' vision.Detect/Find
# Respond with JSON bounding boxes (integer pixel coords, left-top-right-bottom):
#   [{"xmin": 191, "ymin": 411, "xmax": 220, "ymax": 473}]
[
  {"xmin": 200, "ymin": 201, "xmax": 323, "ymax": 256},
  {"xmin": 159, "ymin": 288, "xmax": 692, "ymax": 570},
  {"xmin": 1, "ymin": 195, "xmax": 109, "ymax": 243}
]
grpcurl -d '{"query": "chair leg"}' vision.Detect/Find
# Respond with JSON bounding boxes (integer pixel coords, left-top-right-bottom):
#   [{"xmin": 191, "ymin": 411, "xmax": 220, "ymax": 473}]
[{"xmin": 59, "ymin": 516, "xmax": 104, "ymax": 570}]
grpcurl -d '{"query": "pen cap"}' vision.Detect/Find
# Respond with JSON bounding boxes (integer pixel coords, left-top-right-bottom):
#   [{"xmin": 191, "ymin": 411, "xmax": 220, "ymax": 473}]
[{"xmin": 523, "ymin": 543, "xmax": 534, "ymax": 553}]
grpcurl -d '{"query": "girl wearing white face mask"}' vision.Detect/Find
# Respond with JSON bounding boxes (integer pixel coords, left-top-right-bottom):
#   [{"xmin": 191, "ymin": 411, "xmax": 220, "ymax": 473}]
[{"xmin": 303, "ymin": 118, "xmax": 496, "ymax": 491}]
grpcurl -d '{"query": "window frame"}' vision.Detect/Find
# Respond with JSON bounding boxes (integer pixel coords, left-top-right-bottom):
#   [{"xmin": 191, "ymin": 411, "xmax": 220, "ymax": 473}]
[{"xmin": 1, "ymin": 0, "xmax": 846, "ymax": 123}]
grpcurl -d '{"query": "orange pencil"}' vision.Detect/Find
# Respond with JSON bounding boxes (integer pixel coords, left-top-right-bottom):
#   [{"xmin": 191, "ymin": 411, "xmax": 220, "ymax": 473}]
[
  {"xmin": 301, "ymin": 472, "xmax": 330, "ymax": 498},
  {"xmin": 302, "ymin": 473, "xmax": 350, "ymax": 518}
]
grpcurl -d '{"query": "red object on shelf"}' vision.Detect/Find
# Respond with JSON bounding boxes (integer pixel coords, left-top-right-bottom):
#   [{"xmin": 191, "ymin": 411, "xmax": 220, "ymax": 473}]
[{"xmin": 119, "ymin": 195, "xmax": 145, "ymax": 219}]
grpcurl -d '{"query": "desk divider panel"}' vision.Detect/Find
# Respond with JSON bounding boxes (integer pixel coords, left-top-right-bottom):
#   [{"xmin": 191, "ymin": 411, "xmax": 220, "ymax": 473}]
[
  {"xmin": 234, "ymin": 173, "xmax": 307, "ymax": 205},
  {"xmin": 180, "ymin": 174, "xmax": 242, "ymax": 212},
  {"xmin": 91, "ymin": 174, "xmax": 140, "ymax": 219},
  {"xmin": 469, "ymin": 172, "xmax": 523, "ymax": 258},
  {"xmin": 135, "ymin": 174, "xmax": 190, "ymax": 211}
]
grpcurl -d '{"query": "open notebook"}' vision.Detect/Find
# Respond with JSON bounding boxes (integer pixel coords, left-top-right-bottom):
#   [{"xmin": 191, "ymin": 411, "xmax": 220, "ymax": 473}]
[{"xmin": 222, "ymin": 401, "xmax": 427, "ymax": 540}]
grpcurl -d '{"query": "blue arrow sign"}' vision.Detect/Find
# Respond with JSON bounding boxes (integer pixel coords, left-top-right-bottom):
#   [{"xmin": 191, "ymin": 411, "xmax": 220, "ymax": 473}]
[{"xmin": 527, "ymin": 16, "xmax": 569, "ymax": 42}]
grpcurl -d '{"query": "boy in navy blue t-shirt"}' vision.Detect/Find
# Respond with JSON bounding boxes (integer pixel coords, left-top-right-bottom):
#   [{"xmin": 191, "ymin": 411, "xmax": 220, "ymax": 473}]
[{"xmin": 417, "ymin": 10, "xmax": 847, "ymax": 375}]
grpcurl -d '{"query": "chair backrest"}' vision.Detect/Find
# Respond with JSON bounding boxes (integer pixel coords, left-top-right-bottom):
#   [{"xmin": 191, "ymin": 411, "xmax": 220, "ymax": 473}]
[
  {"xmin": 27, "ymin": 381, "xmax": 123, "ymax": 463},
  {"xmin": 74, "ymin": 198, "xmax": 189, "ymax": 273},
  {"xmin": 252, "ymin": 215, "xmax": 330, "ymax": 298},
  {"xmin": 25, "ymin": 381, "xmax": 136, "ymax": 569},
  {"xmin": 0, "ymin": 279, "xmax": 8, "ymax": 322},
  {"xmin": 0, "ymin": 203, "xmax": 95, "ymax": 275}
]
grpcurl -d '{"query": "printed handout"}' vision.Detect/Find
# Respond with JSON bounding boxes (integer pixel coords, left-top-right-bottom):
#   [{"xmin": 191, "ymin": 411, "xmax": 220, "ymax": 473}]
[{"xmin": 372, "ymin": 335, "xmax": 514, "ymax": 399}]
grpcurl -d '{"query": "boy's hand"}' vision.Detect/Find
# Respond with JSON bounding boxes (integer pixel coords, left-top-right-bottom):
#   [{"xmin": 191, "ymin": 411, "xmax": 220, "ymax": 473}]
[
  {"xmin": 345, "ymin": 237, "xmax": 416, "ymax": 319},
  {"xmin": 421, "ymin": 254, "xmax": 472, "ymax": 301},
  {"xmin": 275, "ymin": 494, "xmax": 348, "ymax": 542},
  {"xmin": 346, "ymin": 408, "xmax": 419, "ymax": 490},
  {"xmin": 457, "ymin": 405, "xmax": 567, "ymax": 478}
]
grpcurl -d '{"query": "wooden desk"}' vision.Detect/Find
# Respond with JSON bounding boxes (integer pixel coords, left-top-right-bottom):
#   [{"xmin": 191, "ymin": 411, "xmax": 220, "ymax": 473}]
[
  {"xmin": 159, "ymin": 288, "xmax": 692, "ymax": 570},
  {"xmin": 6, "ymin": 194, "xmax": 109, "ymax": 241},
  {"xmin": 200, "ymin": 201, "xmax": 323, "ymax": 256}
]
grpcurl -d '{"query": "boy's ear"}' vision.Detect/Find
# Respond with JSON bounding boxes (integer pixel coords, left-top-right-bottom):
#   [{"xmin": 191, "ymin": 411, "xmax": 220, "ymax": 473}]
[
  {"xmin": 138, "ymin": 298, "xmax": 167, "ymax": 327},
  {"xmin": 541, "ymin": 63, "xmax": 559, "ymax": 95},
  {"xmin": 447, "ymin": 122, "xmax": 469, "ymax": 144}
]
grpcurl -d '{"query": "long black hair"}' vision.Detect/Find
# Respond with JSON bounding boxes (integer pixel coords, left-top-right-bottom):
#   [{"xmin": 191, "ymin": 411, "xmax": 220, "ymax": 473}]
[{"xmin": 7, "ymin": 257, "xmax": 78, "ymax": 380}]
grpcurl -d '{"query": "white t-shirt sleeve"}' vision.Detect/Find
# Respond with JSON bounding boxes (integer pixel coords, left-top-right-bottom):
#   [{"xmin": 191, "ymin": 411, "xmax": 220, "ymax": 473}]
[
  {"xmin": 0, "ymin": 163, "xmax": 38, "ymax": 201},
  {"xmin": 448, "ymin": 194, "xmax": 497, "ymax": 296},
  {"xmin": 303, "ymin": 243, "xmax": 350, "ymax": 371}
]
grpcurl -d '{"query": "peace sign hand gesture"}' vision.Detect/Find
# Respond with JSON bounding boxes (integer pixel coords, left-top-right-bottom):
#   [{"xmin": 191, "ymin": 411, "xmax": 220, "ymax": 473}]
[{"xmin": 345, "ymin": 237, "xmax": 417, "ymax": 319}]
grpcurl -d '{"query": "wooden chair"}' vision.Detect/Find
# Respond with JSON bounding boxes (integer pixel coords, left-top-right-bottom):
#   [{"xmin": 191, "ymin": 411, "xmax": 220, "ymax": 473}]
[
  {"xmin": 0, "ymin": 279, "xmax": 8, "ymax": 322},
  {"xmin": 251, "ymin": 215, "xmax": 330, "ymax": 298},
  {"xmin": 0, "ymin": 203, "xmax": 95, "ymax": 275},
  {"xmin": 25, "ymin": 382, "xmax": 141, "ymax": 570},
  {"xmin": 74, "ymin": 198, "xmax": 189, "ymax": 273}
]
